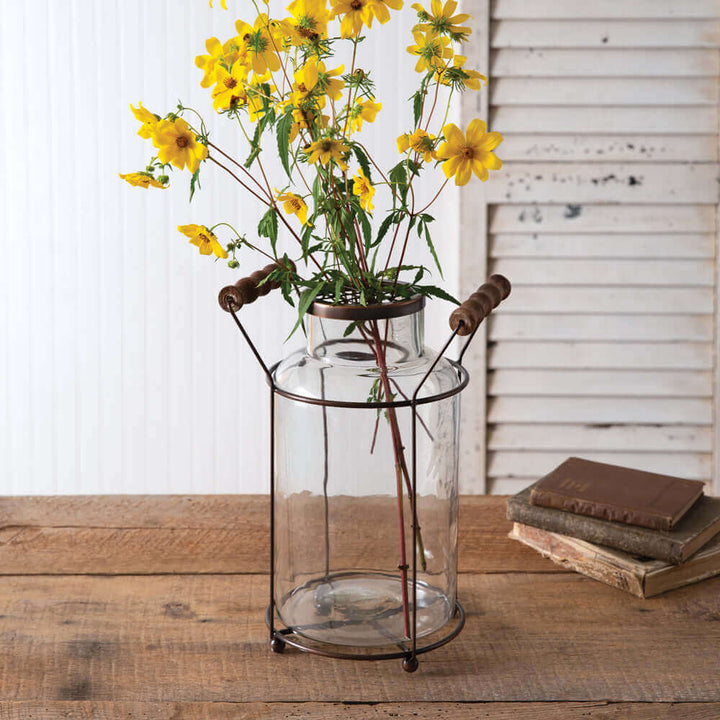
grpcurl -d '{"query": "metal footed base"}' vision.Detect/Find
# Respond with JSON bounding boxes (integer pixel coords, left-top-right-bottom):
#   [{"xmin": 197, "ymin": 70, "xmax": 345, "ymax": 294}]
[{"xmin": 265, "ymin": 600, "xmax": 465, "ymax": 672}]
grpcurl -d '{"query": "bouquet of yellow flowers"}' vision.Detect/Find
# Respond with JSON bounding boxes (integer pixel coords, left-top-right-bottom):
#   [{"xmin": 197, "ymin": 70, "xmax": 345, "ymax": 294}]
[{"xmin": 120, "ymin": 0, "xmax": 503, "ymax": 328}]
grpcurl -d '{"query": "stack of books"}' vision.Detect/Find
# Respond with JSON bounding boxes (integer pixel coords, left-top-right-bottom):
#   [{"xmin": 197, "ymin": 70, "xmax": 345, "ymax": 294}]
[{"xmin": 507, "ymin": 457, "xmax": 720, "ymax": 598}]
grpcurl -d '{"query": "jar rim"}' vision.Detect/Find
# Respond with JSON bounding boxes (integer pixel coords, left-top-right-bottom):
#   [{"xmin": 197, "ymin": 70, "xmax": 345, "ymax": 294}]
[{"xmin": 308, "ymin": 294, "xmax": 425, "ymax": 321}]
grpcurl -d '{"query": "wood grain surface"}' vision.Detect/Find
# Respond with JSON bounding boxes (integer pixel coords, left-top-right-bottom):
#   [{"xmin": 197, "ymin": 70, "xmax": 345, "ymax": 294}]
[{"xmin": 0, "ymin": 494, "xmax": 718, "ymax": 718}]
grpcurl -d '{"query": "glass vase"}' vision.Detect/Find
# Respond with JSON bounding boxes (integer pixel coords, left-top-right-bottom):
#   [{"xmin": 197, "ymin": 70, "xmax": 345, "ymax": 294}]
[{"xmin": 271, "ymin": 295, "xmax": 464, "ymax": 648}]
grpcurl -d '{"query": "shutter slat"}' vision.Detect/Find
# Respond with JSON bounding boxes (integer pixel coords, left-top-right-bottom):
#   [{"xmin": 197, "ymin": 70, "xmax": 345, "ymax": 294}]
[
  {"xmin": 489, "ymin": 369, "xmax": 713, "ymax": 397},
  {"xmin": 500, "ymin": 134, "xmax": 718, "ymax": 162},
  {"xmin": 489, "ymin": 424, "xmax": 713, "ymax": 452},
  {"xmin": 488, "ymin": 451, "xmax": 711, "ymax": 480},
  {"xmin": 489, "ymin": 314, "xmax": 713, "ymax": 342},
  {"xmin": 491, "ymin": 20, "xmax": 720, "ymax": 48},
  {"xmin": 493, "ymin": 1, "xmax": 720, "ymax": 20},
  {"xmin": 501, "ymin": 287, "xmax": 713, "ymax": 315},
  {"xmin": 490, "ymin": 204, "xmax": 716, "ymax": 233},
  {"xmin": 489, "ymin": 397, "xmax": 713, "ymax": 425},
  {"xmin": 491, "ymin": 49, "xmax": 720, "ymax": 77},
  {"xmin": 488, "ymin": 342, "xmax": 713, "ymax": 370},
  {"xmin": 491, "ymin": 234, "xmax": 715, "ymax": 259},
  {"xmin": 493, "ymin": 78, "xmax": 718, "ymax": 106},
  {"xmin": 490, "ymin": 258, "xmax": 715, "ymax": 286},
  {"xmin": 492, "ymin": 106, "xmax": 718, "ymax": 134}
]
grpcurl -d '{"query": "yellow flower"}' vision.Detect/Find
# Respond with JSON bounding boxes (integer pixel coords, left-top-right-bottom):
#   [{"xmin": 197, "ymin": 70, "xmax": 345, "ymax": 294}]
[
  {"xmin": 292, "ymin": 57, "xmax": 320, "ymax": 102},
  {"xmin": 130, "ymin": 102, "xmax": 159, "ymax": 139},
  {"xmin": 152, "ymin": 118, "xmax": 208, "ymax": 174},
  {"xmin": 349, "ymin": 98, "xmax": 381, "ymax": 133},
  {"xmin": 406, "ymin": 30, "xmax": 453, "ymax": 73},
  {"xmin": 178, "ymin": 224, "xmax": 228, "ymax": 258},
  {"xmin": 235, "ymin": 15, "xmax": 282, "ymax": 76},
  {"xmin": 304, "ymin": 137, "xmax": 350, "ymax": 171},
  {"xmin": 286, "ymin": 0, "xmax": 330, "ymax": 44},
  {"xmin": 247, "ymin": 75, "xmax": 275, "ymax": 122},
  {"xmin": 436, "ymin": 120, "xmax": 502, "ymax": 186},
  {"xmin": 118, "ymin": 172, "xmax": 167, "ymax": 189},
  {"xmin": 397, "ymin": 128, "xmax": 436, "ymax": 162},
  {"xmin": 411, "ymin": 0, "xmax": 471, "ymax": 41},
  {"xmin": 276, "ymin": 189, "xmax": 309, "ymax": 225},
  {"xmin": 289, "ymin": 105, "xmax": 329, "ymax": 142},
  {"xmin": 209, "ymin": 0, "xmax": 228, "ymax": 8},
  {"xmin": 436, "ymin": 54, "xmax": 486, "ymax": 90},
  {"xmin": 367, "ymin": 0, "xmax": 403, "ymax": 24},
  {"xmin": 329, "ymin": 0, "xmax": 374, "ymax": 38},
  {"xmin": 195, "ymin": 37, "xmax": 240, "ymax": 88},
  {"xmin": 211, "ymin": 62, "xmax": 249, "ymax": 112},
  {"xmin": 352, "ymin": 168, "xmax": 375, "ymax": 212},
  {"xmin": 316, "ymin": 61, "xmax": 345, "ymax": 101}
]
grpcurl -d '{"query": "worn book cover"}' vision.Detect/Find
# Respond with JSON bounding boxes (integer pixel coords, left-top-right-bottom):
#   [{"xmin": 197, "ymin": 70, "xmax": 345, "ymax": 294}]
[
  {"xmin": 507, "ymin": 485, "xmax": 720, "ymax": 564},
  {"xmin": 509, "ymin": 522, "xmax": 720, "ymax": 598},
  {"xmin": 529, "ymin": 457, "xmax": 704, "ymax": 531}
]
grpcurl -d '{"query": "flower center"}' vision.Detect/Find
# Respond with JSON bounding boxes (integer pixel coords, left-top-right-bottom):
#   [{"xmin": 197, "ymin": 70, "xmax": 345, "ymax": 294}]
[
  {"xmin": 291, "ymin": 198, "xmax": 301, "ymax": 211},
  {"xmin": 225, "ymin": 77, "xmax": 238, "ymax": 89},
  {"xmin": 176, "ymin": 135, "xmax": 189, "ymax": 148},
  {"xmin": 351, "ymin": 0, "xmax": 362, "ymax": 9},
  {"xmin": 198, "ymin": 233, "xmax": 210, "ymax": 244},
  {"xmin": 462, "ymin": 147, "xmax": 474, "ymax": 159},
  {"xmin": 321, "ymin": 140, "xmax": 333, "ymax": 151}
]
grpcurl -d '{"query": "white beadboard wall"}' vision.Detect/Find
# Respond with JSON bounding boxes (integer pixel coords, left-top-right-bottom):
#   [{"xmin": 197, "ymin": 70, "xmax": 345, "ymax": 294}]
[
  {"xmin": 459, "ymin": 0, "xmax": 720, "ymax": 494},
  {"xmin": 0, "ymin": 1, "xmax": 459, "ymax": 495}
]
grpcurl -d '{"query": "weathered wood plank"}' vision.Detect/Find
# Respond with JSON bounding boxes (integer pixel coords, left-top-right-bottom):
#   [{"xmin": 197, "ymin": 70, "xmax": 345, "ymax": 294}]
[
  {"xmin": 491, "ymin": 106, "xmax": 718, "ymax": 134},
  {"xmin": 491, "ymin": 257, "xmax": 714, "ymax": 286},
  {"xmin": 488, "ymin": 397, "xmax": 713, "ymax": 425},
  {"xmin": 0, "ymin": 573, "xmax": 718, "ymax": 702},
  {"xmin": 491, "ymin": 48, "xmax": 720, "ymax": 78},
  {"xmin": 488, "ymin": 341, "xmax": 713, "ymax": 370},
  {"xmin": 488, "ymin": 424, "xmax": 713, "ymax": 452},
  {"xmin": 491, "ymin": 233, "xmax": 715, "ymax": 259},
  {"xmin": 489, "ymin": 369, "xmax": 713, "ymax": 397},
  {"xmin": 0, "ymin": 495, "xmax": 543, "ymax": 575},
  {"xmin": 489, "ymin": 314, "xmax": 714, "ymax": 342},
  {"xmin": 1, "ymin": 701, "xmax": 718, "ymax": 719},
  {"xmin": 486, "ymin": 163, "xmax": 719, "ymax": 204},
  {"xmin": 493, "ymin": 78, "xmax": 718, "ymax": 106},
  {"xmin": 489, "ymin": 204, "xmax": 716, "ymax": 234},
  {"xmin": 492, "ymin": 0, "xmax": 720, "ymax": 19},
  {"xmin": 500, "ymin": 287, "xmax": 713, "ymax": 314},
  {"xmin": 500, "ymin": 134, "xmax": 719, "ymax": 162},
  {"xmin": 487, "ymin": 450, "xmax": 711, "ymax": 480},
  {"xmin": 491, "ymin": 20, "xmax": 720, "ymax": 48}
]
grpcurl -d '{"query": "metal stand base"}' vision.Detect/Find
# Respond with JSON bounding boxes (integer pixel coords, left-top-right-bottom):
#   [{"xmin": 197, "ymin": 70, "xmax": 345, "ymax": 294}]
[{"xmin": 266, "ymin": 601, "xmax": 465, "ymax": 672}]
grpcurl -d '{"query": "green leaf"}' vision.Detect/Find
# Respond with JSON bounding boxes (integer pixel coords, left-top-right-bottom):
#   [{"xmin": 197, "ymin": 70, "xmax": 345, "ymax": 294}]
[
  {"xmin": 412, "ymin": 90, "xmax": 423, "ymax": 127},
  {"xmin": 189, "ymin": 168, "xmax": 201, "ymax": 202},
  {"xmin": 343, "ymin": 320, "xmax": 359, "ymax": 337},
  {"xmin": 418, "ymin": 284, "xmax": 459, "ymax": 305},
  {"xmin": 351, "ymin": 145, "xmax": 373, "ymax": 184},
  {"xmin": 423, "ymin": 222, "xmax": 443, "ymax": 279},
  {"xmin": 276, "ymin": 112, "xmax": 293, "ymax": 178},
  {"xmin": 375, "ymin": 212, "xmax": 396, "ymax": 247},
  {"xmin": 358, "ymin": 209, "xmax": 372, "ymax": 248},
  {"xmin": 286, "ymin": 282, "xmax": 324, "ymax": 340},
  {"xmin": 258, "ymin": 207, "xmax": 279, "ymax": 254}
]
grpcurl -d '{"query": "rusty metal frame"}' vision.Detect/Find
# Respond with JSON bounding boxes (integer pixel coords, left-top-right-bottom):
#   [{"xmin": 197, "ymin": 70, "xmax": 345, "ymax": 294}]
[{"xmin": 226, "ymin": 303, "xmax": 478, "ymax": 672}]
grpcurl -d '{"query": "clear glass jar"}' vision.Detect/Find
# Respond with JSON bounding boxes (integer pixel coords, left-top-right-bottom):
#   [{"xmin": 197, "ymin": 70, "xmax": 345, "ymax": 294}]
[{"xmin": 271, "ymin": 296, "xmax": 464, "ymax": 648}]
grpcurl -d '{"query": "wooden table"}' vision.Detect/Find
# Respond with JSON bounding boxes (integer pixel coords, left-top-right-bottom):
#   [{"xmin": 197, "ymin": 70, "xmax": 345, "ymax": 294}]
[{"xmin": 0, "ymin": 495, "xmax": 718, "ymax": 719}]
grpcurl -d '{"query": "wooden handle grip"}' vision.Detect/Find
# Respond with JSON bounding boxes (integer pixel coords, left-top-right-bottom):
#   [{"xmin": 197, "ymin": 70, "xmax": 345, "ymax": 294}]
[
  {"xmin": 218, "ymin": 262, "xmax": 286, "ymax": 312},
  {"xmin": 449, "ymin": 274, "xmax": 511, "ymax": 336}
]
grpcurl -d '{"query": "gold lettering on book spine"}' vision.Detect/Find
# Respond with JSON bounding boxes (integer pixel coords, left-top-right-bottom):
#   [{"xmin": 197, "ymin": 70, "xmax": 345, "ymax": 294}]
[{"xmin": 558, "ymin": 477, "xmax": 591, "ymax": 493}]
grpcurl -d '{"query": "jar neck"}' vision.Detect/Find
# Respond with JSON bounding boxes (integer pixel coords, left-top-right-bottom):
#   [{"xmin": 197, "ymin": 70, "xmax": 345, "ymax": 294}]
[{"xmin": 306, "ymin": 310, "xmax": 425, "ymax": 366}]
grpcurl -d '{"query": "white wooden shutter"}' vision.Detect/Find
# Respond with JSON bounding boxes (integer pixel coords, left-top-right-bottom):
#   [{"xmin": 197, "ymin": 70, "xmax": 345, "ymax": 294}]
[{"xmin": 460, "ymin": 0, "xmax": 720, "ymax": 494}]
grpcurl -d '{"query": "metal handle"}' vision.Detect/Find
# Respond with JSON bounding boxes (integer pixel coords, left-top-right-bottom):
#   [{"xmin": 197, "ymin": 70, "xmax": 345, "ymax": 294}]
[
  {"xmin": 218, "ymin": 262, "xmax": 286, "ymax": 313},
  {"xmin": 449, "ymin": 274, "xmax": 511, "ymax": 337}
]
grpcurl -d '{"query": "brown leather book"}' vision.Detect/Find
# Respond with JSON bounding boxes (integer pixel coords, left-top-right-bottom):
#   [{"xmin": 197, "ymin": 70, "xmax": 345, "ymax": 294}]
[
  {"xmin": 529, "ymin": 457, "xmax": 704, "ymax": 531},
  {"xmin": 507, "ymin": 488, "xmax": 720, "ymax": 564}
]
